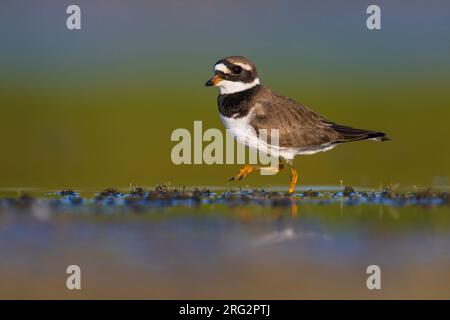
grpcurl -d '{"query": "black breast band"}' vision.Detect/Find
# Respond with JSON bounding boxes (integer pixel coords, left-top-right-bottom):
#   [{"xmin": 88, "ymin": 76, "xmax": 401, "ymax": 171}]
[{"xmin": 217, "ymin": 85, "xmax": 261, "ymax": 118}]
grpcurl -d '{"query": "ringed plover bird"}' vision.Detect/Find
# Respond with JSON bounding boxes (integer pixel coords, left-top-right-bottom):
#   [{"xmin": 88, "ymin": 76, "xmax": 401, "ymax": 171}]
[{"xmin": 205, "ymin": 56, "xmax": 389, "ymax": 194}]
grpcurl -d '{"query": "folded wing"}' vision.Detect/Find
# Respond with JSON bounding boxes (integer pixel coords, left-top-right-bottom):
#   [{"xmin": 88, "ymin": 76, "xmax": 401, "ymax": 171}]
[{"xmin": 249, "ymin": 87, "xmax": 389, "ymax": 148}]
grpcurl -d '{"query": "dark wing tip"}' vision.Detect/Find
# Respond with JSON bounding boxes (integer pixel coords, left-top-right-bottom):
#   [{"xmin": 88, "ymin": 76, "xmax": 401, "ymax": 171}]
[
  {"xmin": 331, "ymin": 123, "xmax": 390, "ymax": 143},
  {"xmin": 367, "ymin": 131, "xmax": 390, "ymax": 141}
]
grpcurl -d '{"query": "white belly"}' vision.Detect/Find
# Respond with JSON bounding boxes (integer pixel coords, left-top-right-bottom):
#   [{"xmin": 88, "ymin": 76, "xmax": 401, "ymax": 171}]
[{"xmin": 220, "ymin": 113, "xmax": 261, "ymax": 150}]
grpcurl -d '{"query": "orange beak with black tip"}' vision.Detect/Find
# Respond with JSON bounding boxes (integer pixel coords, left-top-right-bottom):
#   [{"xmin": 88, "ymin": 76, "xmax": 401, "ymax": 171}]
[{"xmin": 205, "ymin": 74, "xmax": 223, "ymax": 87}]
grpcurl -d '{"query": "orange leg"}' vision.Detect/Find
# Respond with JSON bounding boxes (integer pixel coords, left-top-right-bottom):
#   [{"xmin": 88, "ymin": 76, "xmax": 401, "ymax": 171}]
[
  {"xmin": 228, "ymin": 159, "xmax": 285, "ymax": 182},
  {"xmin": 228, "ymin": 164, "xmax": 257, "ymax": 182},
  {"xmin": 287, "ymin": 160, "xmax": 298, "ymax": 194}
]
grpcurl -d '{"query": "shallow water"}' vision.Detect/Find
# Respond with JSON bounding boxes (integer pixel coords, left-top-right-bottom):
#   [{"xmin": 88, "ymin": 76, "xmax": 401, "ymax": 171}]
[{"xmin": 0, "ymin": 186, "xmax": 449, "ymax": 299}]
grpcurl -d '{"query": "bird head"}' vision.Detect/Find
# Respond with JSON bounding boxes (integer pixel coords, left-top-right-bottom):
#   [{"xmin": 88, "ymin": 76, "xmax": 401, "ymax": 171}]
[{"xmin": 205, "ymin": 56, "xmax": 260, "ymax": 94}]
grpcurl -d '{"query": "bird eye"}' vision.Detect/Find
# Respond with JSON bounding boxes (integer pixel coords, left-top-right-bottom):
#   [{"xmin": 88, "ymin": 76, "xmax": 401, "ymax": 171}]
[{"xmin": 232, "ymin": 66, "xmax": 242, "ymax": 74}]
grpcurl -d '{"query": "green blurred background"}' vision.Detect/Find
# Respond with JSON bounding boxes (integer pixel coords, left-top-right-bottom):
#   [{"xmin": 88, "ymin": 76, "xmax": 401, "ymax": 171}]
[{"xmin": 1, "ymin": 0, "xmax": 449, "ymax": 189}]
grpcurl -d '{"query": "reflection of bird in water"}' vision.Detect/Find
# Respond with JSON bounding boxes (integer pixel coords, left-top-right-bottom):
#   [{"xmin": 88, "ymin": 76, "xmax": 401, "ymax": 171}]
[{"xmin": 251, "ymin": 228, "xmax": 332, "ymax": 247}]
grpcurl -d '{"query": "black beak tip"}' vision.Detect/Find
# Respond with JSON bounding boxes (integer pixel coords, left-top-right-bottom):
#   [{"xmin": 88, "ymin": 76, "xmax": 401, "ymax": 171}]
[{"xmin": 205, "ymin": 79, "xmax": 213, "ymax": 87}]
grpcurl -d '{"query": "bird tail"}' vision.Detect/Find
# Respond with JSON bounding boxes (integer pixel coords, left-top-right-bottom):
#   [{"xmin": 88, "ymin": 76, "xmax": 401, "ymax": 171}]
[{"xmin": 331, "ymin": 124, "xmax": 390, "ymax": 143}]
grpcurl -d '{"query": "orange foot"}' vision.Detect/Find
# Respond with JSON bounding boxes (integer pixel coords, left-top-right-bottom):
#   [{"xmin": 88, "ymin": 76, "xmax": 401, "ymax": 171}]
[{"xmin": 228, "ymin": 165, "xmax": 257, "ymax": 182}]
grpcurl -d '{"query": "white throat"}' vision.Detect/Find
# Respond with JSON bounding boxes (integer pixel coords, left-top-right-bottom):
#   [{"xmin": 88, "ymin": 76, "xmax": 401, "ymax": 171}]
[{"xmin": 219, "ymin": 78, "xmax": 260, "ymax": 94}]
